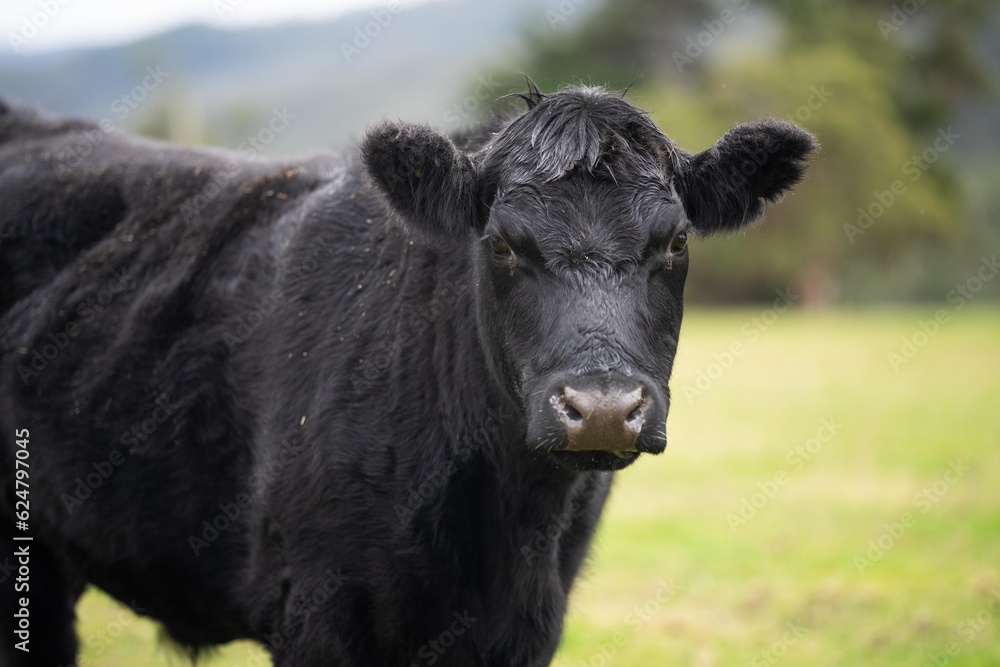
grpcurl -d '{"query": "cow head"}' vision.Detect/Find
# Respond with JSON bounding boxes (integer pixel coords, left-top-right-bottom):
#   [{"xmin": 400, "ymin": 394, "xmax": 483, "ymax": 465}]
[{"xmin": 362, "ymin": 85, "xmax": 815, "ymax": 471}]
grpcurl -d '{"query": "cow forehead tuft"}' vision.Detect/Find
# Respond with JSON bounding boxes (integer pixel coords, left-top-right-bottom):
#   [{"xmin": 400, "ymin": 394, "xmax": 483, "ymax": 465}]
[{"xmin": 481, "ymin": 86, "xmax": 681, "ymax": 187}]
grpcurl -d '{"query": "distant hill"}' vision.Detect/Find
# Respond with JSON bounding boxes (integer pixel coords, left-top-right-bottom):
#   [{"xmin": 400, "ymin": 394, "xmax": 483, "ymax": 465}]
[{"xmin": 0, "ymin": 0, "xmax": 587, "ymax": 155}]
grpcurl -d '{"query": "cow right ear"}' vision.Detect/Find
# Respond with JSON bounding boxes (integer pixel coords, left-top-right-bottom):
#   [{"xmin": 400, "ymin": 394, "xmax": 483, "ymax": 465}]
[
  {"xmin": 361, "ymin": 122, "xmax": 482, "ymax": 245},
  {"xmin": 676, "ymin": 119, "xmax": 817, "ymax": 234}
]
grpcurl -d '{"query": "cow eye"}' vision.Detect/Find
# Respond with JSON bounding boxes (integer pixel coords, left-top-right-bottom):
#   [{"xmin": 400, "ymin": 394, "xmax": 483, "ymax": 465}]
[
  {"xmin": 489, "ymin": 236, "xmax": 511, "ymax": 255},
  {"xmin": 652, "ymin": 229, "xmax": 690, "ymax": 272}
]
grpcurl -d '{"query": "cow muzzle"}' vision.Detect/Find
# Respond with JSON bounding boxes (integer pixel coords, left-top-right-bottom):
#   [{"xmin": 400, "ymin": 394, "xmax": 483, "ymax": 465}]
[{"xmin": 527, "ymin": 372, "xmax": 667, "ymax": 460}]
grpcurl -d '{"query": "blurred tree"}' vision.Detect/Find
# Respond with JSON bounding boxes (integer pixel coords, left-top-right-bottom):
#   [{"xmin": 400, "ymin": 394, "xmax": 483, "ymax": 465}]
[{"xmin": 478, "ymin": 0, "xmax": 997, "ymax": 303}]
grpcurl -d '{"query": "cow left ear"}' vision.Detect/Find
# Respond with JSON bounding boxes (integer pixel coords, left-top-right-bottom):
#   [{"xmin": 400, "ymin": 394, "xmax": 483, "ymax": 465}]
[
  {"xmin": 677, "ymin": 119, "xmax": 817, "ymax": 234},
  {"xmin": 361, "ymin": 121, "xmax": 481, "ymax": 245}
]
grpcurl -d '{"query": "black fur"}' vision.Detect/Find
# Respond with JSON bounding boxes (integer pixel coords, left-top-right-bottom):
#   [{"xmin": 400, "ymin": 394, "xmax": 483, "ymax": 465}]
[{"xmin": 0, "ymin": 86, "xmax": 814, "ymax": 666}]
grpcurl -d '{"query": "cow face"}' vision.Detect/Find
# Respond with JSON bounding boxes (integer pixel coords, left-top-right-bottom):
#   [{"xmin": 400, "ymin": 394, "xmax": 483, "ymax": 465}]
[{"xmin": 362, "ymin": 86, "xmax": 816, "ymax": 471}]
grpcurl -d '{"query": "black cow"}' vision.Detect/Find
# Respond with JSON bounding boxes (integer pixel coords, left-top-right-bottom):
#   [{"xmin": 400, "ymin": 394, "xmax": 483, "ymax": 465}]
[{"xmin": 0, "ymin": 84, "xmax": 815, "ymax": 666}]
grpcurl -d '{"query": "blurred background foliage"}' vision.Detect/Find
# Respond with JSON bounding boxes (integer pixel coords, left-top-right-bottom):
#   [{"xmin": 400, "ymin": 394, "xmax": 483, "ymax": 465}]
[{"xmin": 1, "ymin": 0, "xmax": 997, "ymax": 304}]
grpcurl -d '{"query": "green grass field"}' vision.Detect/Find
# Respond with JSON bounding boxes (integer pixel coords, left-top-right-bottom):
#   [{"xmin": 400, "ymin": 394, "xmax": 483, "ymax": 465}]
[{"xmin": 73, "ymin": 307, "xmax": 1000, "ymax": 666}]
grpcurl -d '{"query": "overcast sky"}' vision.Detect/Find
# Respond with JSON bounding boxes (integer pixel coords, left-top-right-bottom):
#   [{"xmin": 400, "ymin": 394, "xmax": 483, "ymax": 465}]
[{"xmin": 2, "ymin": 0, "xmax": 437, "ymax": 54}]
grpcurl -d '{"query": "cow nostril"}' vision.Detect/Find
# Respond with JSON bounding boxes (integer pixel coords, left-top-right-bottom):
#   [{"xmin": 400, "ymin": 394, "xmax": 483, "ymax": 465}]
[
  {"xmin": 626, "ymin": 403, "xmax": 644, "ymax": 424},
  {"xmin": 563, "ymin": 402, "xmax": 584, "ymax": 423},
  {"xmin": 552, "ymin": 391, "xmax": 587, "ymax": 426}
]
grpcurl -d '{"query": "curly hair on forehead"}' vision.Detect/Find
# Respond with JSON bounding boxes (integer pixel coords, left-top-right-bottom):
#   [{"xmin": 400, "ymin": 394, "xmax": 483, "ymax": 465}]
[{"xmin": 480, "ymin": 84, "xmax": 684, "ymax": 187}]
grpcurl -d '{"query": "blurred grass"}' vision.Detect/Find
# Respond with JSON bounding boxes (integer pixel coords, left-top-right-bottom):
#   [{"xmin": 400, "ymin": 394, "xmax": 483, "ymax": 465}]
[{"xmin": 75, "ymin": 307, "xmax": 1000, "ymax": 666}]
